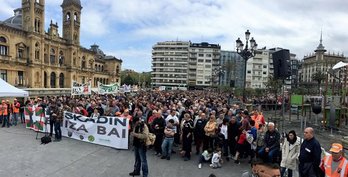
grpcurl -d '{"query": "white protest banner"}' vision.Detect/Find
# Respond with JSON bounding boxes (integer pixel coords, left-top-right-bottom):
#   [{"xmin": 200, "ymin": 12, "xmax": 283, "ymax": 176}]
[
  {"xmin": 71, "ymin": 81, "xmax": 92, "ymax": 95},
  {"xmin": 62, "ymin": 112, "xmax": 129, "ymax": 149},
  {"xmin": 98, "ymin": 82, "xmax": 119, "ymax": 94}
]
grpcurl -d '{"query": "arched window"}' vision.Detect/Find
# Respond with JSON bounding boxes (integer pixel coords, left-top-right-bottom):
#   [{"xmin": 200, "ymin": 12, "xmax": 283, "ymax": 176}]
[
  {"xmin": 106, "ymin": 79, "xmax": 109, "ymax": 84},
  {"xmin": 66, "ymin": 12, "xmax": 71, "ymax": 21},
  {"xmin": 59, "ymin": 51, "xmax": 64, "ymax": 66},
  {"xmin": 95, "ymin": 64, "xmax": 97, "ymax": 71},
  {"xmin": 101, "ymin": 65, "xmax": 104, "ymax": 72},
  {"xmin": 59, "ymin": 73, "xmax": 64, "ymax": 88},
  {"xmin": 0, "ymin": 36, "xmax": 8, "ymax": 56},
  {"xmin": 74, "ymin": 12, "xmax": 78, "ymax": 22},
  {"xmin": 44, "ymin": 72, "xmax": 47, "ymax": 88},
  {"xmin": 50, "ymin": 48, "xmax": 55, "ymax": 65},
  {"xmin": 103, "ymin": 78, "xmax": 106, "ymax": 84},
  {"xmin": 73, "ymin": 75, "xmax": 76, "ymax": 81},
  {"xmin": 50, "ymin": 72, "xmax": 56, "ymax": 88},
  {"xmin": 81, "ymin": 57, "xmax": 86, "ymax": 68}
]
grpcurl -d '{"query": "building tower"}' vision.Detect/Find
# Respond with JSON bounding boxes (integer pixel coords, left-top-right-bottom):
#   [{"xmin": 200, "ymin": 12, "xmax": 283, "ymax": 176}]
[
  {"xmin": 315, "ymin": 31, "xmax": 327, "ymax": 61},
  {"xmin": 21, "ymin": 0, "xmax": 45, "ymax": 34},
  {"xmin": 61, "ymin": 0, "xmax": 82, "ymax": 45}
]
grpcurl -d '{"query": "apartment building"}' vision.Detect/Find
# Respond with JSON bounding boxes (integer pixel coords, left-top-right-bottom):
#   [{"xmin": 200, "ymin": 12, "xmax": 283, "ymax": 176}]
[{"xmin": 151, "ymin": 41, "xmax": 190, "ymax": 89}]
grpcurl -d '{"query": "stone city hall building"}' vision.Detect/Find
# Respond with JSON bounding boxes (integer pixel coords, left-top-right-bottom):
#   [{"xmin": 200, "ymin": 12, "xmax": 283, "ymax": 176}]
[{"xmin": 0, "ymin": 0, "xmax": 122, "ymax": 95}]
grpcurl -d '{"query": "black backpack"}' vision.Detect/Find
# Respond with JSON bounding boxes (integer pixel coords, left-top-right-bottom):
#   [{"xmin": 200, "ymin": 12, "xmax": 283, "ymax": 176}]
[{"xmin": 41, "ymin": 136, "xmax": 51, "ymax": 144}]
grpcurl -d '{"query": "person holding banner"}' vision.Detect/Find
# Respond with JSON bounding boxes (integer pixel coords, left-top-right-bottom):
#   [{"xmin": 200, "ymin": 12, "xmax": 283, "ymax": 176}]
[{"xmin": 130, "ymin": 117, "xmax": 149, "ymax": 177}]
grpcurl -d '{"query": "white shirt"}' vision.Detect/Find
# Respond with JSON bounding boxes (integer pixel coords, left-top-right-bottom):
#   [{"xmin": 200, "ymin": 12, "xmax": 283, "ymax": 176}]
[{"xmin": 220, "ymin": 124, "xmax": 228, "ymax": 139}]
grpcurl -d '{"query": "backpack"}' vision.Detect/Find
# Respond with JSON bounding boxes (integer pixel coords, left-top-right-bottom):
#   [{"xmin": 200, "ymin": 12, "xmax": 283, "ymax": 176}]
[
  {"xmin": 41, "ymin": 135, "xmax": 51, "ymax": 144},
  {"xmin": 145, "ymin": 132, "xmax": 156, "ymax": 146}
]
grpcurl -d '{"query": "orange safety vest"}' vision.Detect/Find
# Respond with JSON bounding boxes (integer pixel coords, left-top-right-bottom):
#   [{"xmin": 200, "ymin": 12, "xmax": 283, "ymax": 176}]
[
  {"xmin": 323, "ymin": 154, "xmax": 348, "ymax": 177},
  {"xmin": 13, "ymin": 102, "xmax": 20, "ymax": 113},
  {"xmin": 252, "ymin": 114, "xmax": 264, "ymax": 129},
  {"xmin": 2, "ymin": 104, "xmax": 8, "ymax": 115}
]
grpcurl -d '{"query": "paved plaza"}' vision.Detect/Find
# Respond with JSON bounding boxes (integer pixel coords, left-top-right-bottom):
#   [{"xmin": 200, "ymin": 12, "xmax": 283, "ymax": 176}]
[
  {"xmin": 0, "ymin": 111, "xmax": 346, "ymax": 177},
  {"xmin": 0, "ymin": 125, "xmax": 250, "ymax": 177}
]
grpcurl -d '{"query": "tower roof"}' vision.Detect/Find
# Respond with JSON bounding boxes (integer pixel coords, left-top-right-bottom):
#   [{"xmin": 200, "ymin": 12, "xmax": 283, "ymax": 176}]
[
  {"xmin": 315, "ymin": 31, "xmax": 326, "ymax": 53},
  {"xmin": 61, "ymin": 0, "xmax": 82, "ymax": 9}
]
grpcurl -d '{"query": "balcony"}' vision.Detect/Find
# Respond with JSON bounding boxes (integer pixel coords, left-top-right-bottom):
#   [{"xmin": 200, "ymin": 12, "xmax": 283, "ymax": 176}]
[{"xmin": 0, "ymin": 55, "xmax": 11, "ymax": 62}]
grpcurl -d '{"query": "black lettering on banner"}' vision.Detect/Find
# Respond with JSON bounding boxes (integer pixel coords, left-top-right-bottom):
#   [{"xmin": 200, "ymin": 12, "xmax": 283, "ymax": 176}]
[
  {"xmin": 97, "ymin": 126, "xmax": 106, "ymax": 135},
  {"xmin": 75, "ymin": 114, "xmax": 86, "ymax": 122},
  {"xmin": 114, "ymin": 118, "xmax": 127, "ymax": 126},
  {"xmin": 76, "ymin": 124, "xmax": 88, "ymax": 133},
  {"xmin": 122, "ymin": 129, "xmax": 126, "ymax": 138},
  {"xmin": 69, "ymin": 121, "xmax": 77, "ymax": 130},
  {"xmin": 97, "ymin": 117, "xmax": 108, "ymax": 124},
  {"xmin": 65, "ymin": 112, "xmax": 74, "ymax": 120},
  {"xmin": 107, "ymin": 128, "xmax": 120, "ymax": 137},
  {"xmin": 109, "ymin": 117, "xmax": 112, "ymax": 125},
  {"xmin": 85, "ymin": 118, "xmax": 95, "ymax": 123}
]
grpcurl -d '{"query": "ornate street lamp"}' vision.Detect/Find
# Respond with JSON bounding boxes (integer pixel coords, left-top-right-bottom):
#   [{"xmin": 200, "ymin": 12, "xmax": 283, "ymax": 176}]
[{"xmin": 236, "ymin": 30, "xmax": 257, "ymax": 103}]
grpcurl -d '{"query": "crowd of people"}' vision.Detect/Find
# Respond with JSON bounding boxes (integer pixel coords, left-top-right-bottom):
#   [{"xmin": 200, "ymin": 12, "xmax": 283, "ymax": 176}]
[{"xmin": 1, "ymin": 90, "xmax": 347, "ymax": 177}]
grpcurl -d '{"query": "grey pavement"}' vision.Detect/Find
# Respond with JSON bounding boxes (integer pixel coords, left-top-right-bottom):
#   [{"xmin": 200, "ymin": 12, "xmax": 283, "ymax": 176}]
[
  {"xmin": 0, "ymin": 125, "xmax": 250, "ymax": 177},
  {"xmin": 2, "ymin": 112, "xmax": 343, "ymax": 177}
]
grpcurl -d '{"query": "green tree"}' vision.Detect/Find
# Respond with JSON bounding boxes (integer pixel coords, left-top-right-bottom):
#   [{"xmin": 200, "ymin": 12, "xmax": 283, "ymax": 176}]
[
  {"xmin": 312, "ymin": 71, "xmax": 326, "ymax": 92},
  {"xmin": 264, "ymin": 76, "xmax": 282, "ymax": 95}
]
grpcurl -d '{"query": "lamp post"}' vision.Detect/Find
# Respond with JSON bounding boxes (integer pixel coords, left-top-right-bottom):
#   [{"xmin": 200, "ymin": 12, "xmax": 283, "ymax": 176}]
[{"xmin": 236, "ymin": 30, "xmax": 257, "ymax": 103}]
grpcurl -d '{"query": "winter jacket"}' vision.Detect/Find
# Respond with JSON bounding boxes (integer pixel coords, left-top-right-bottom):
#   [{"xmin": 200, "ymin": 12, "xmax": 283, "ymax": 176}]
[{"xmin": 280, "ymin": 138, "xmax": 301, "ymax": 170}]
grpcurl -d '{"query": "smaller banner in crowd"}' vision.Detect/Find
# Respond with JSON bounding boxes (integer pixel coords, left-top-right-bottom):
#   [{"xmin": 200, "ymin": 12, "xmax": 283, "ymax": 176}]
[
  {"xmin": 71, "ymin": 81, "xmax": 92, "ymax": 96},
  {"xmin": 24, "ymin": 106, "xmax": 49, "ymax": 132},
  {"xmin": 62, "ymin": 112, "xmax": 129, "ymax": 149},
  {"xmin": 98, "ymin": 82, "xmax": 119, "ymax": 94}
]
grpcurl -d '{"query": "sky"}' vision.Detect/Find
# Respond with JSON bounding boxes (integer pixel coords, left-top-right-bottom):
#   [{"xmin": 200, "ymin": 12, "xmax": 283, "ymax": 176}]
[{"xmin": 1, "ymin": 0, "xmax": 348, "ymax": 72}]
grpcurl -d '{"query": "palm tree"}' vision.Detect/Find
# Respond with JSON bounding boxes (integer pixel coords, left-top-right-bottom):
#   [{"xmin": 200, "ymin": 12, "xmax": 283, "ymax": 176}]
[{"xmin": 312, "ymin": 71, "xmax": 326, "ymax": 92}]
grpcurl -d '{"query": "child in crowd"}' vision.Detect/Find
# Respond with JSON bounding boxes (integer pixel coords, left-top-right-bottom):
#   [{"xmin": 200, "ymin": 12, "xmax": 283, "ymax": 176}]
[
  {"xmin": 198, "ymin": 148, "xmax": 213, "ymax": 169},
  {"xmin": 210, "ymin": 148, "xmax": 223, "ymax": 169}
]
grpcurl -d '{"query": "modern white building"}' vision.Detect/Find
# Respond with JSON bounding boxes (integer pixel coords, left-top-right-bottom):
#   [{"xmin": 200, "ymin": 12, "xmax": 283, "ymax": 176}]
[
  {"xmin": 151, "ymin": 41, "xmax": 190, "ymax": 89},
  {"xmin": 246, "ymin": 49, "xmax": 271, "ymax": 89},
  {"xmin": 188, "ymin": 42, "xmax": 220, "ymax": 88}
]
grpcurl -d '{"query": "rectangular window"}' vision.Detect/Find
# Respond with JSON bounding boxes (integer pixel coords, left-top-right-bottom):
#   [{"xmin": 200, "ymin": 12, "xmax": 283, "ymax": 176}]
[
  {"xmin": 247, "ymin": 70, "xmax": 251, "ymax": 74},
  {"xmin": 198, "ymin": 59, "xmax": 204, "ymax": 62},
  {"xmin": 205, "ymin": 59, "xmax": 211, "ymax": 63},
  {"xmin": 0, "ymin": 70, "xmax": 7, "ymax": 81},
  {"xmin": 206, "ymin": 54, "xmax": 212, "ymax": 57},
  {"xmin": 18, "ymin": 71, "xmax": 24, "ymax": 85},
  {"xmin": 18, "ymin": 49, "xmax": 23, "ymax": 58},
  {"xmin": 0, "ymin": 45, "xmax": 8, "ymax": 55},
  {"xmin": 198, "ymin": 54, "xmax": 204, "ymax": 57}
]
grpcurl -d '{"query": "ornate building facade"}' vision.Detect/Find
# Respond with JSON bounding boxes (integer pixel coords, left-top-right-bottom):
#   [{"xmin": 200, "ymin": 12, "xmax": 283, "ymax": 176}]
[
  {"xmin": 301, "ymin": 34, "xmax": 346, "ymax": 84},
  {"xmin": 0, "ymin": 0, "xmax": 122, "ymax": 94}
]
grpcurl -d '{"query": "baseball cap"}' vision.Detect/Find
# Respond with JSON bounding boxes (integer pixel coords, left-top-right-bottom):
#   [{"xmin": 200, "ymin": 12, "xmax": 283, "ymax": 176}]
[{"xmin": 330, "ymin": 143, "xmax": 343, "ymax": 153}]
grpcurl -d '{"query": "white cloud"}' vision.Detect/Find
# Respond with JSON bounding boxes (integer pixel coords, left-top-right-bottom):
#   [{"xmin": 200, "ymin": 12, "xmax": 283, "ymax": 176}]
[{"xmin": 0, "ymin": 0, "xmax": 347, "ymax": 71}]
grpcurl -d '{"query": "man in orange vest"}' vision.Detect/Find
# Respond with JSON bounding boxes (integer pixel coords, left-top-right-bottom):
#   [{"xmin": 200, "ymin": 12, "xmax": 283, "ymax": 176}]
[
  {"xmin": 321, "ymin": 143, "xmax": 348, "ymax": 177},
  {"xmin": 12, "ymin": 98, "xmax": 20, "ymax": 126},
  {"xmin": 251, "ymin": 111, "xmax": 265, "ymax": 130},
  {"xmin": 1, "ymin": 100, "xmax": 10, "ymax": 128}
]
